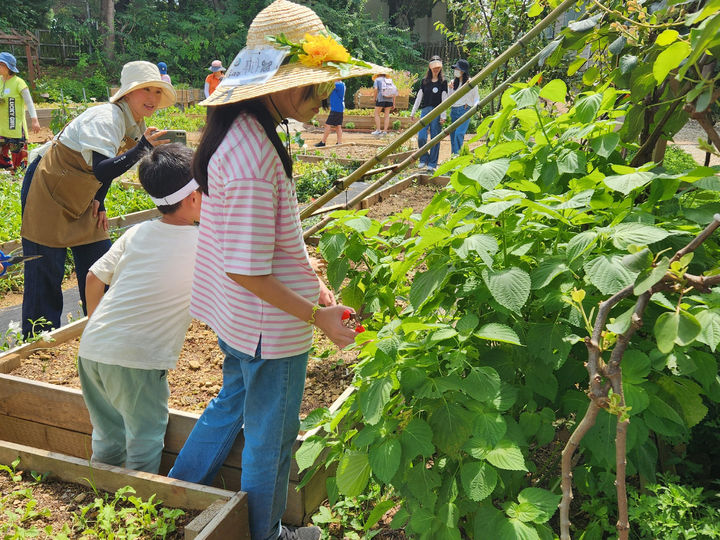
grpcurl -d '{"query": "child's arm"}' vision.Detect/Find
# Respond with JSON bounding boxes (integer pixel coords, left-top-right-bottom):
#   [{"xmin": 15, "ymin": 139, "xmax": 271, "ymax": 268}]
[
  {"xmin": 85, "ymin": 271, "xmax": 108, "ymax": 317},
  {"xmin": 227, "ymin": 273, "xmax": 357, "ymax": 348}
]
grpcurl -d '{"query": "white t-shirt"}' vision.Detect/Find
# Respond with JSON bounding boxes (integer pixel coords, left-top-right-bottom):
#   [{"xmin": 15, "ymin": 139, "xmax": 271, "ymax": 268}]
[
  {"xmin": 78, "ymin": 220, "xmax": 199, "ymax": 370},
  {"xmin": 58, "ymin": 100, "xmax": 145, "ymax": 166}
]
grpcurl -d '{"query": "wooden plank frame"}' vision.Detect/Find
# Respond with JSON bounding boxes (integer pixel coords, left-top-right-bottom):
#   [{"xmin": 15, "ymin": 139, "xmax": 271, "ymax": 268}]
[
  {"xmin": 0, "ymin": 439, "xmax": 250, "ymax": 538},
  {"xmin": 0, "ymin": 316, "xmax": 356, "ymax": 525}
]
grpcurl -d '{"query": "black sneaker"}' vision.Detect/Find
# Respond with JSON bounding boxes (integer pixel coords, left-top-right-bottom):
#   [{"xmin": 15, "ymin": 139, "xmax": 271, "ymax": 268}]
[
  {"xmin": 278, "ymin": 524, "xmax": 321, "ymax": 540},
  {"xmin": 314, "ymin": 141, "xmax": 326, "ymax": 147}
]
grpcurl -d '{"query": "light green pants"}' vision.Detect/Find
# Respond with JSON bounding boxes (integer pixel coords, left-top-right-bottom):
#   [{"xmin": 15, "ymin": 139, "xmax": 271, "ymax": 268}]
[{"xmin": 78, "ymin": 357, "xmax": 170, "ymax": 474}]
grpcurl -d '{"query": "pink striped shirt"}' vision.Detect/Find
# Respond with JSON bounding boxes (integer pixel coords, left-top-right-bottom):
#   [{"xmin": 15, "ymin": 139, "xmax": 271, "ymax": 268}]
[{"xmin": 190, "ymin": 113, "xmax": 320, "ymax": 359}]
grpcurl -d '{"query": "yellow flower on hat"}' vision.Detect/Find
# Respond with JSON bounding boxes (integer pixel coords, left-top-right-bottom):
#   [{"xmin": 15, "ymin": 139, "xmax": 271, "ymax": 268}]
[{"xmin": 298, "ymin": 33, "xmax": 350, "ymax": 67}]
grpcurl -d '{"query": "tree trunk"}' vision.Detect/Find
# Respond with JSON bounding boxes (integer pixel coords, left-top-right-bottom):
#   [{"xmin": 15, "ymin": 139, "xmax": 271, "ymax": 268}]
[{"xmin": 100, "ymin": 0, "xmax": 115, "ymax": 61}]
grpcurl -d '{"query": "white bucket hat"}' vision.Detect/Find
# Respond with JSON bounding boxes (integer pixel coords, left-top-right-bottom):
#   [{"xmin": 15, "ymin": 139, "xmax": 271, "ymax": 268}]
[{"xmin": 110, "ymin": 61, "xmax": 176, "ymax": 109}]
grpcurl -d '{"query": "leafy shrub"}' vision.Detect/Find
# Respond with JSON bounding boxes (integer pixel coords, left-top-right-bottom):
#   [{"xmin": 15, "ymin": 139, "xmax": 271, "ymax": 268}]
[
  {"xmin": 628, "ymin": 474, "xmax": 720, "ymax": 539},
  {"xmin": 392, "ymin": 120, "xmax": 401, "ymax": 130},
  {"xmin": 663, "ymin": 145, "xmax": 699, "ymax": 174},
  {"xmin": 295, "ymin": 161, "xmax": 350, "ymax": 203},
  {"xmin": 345, "ymin": 122, "xmax": 356, "ymax": 130}
]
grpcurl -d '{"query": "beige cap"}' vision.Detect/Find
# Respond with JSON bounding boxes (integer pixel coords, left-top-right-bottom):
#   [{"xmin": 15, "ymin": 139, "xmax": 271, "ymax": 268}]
[{"xmin": 110, "ymin": 61, "xmax": 176, "ymax": 109}]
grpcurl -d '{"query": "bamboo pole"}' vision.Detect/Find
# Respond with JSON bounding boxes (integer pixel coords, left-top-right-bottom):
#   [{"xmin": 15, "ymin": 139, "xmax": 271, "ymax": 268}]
[
  {"xmin": 299, "ymin": 0, "xmax": 577, "ymax": 223},
  {"xmin": 302, "ymin": 47, "xmax": 546, "ymax": 239}
]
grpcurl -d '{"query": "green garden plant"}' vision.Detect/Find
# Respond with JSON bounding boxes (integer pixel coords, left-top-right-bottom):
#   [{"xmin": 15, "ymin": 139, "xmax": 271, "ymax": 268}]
[{"xmin": 300, "ymin": 1, "xmax": 720, "ymax": 528}]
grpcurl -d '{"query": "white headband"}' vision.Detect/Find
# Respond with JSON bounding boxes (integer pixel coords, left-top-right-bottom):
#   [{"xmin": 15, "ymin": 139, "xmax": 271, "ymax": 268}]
[{"xmin": 149, "ymin": 179, "xmax": 199, "ymax": 206}]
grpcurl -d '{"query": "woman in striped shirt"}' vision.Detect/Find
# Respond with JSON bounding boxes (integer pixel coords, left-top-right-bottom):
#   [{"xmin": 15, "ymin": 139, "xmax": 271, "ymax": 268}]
[{"xmin": 167, "ymin": 2, "xmax": 390, "ymax": 539}]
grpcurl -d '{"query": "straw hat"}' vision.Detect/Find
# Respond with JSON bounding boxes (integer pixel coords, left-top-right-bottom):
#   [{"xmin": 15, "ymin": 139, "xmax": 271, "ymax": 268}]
[
  {"xmin": 201, "ymin": 0, "xmax": 390, "ymax": 106},
  {"xmin": 110, "ymin": 61, "xmax": 176, "ymax": 109}
]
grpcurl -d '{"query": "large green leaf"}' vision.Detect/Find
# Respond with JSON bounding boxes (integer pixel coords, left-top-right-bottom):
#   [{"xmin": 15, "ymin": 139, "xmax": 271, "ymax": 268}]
[
  {"xmin": 654, "ymin": 312, "xmax": 679, "ymax": 353},
  {"xmin": 295, "ymin": 436, "xmax": 325, "ymax": 473},
  {"xmin": 430, "ymin": 402, "xmax": 474, "ymax": 456},
  {"xmin": 409, "ymin": 265, "xmax": 449, "ymax": 309},
  {"xmin": 612, "ymin": 223, "xmax": 670, "ymax": 249},
  {"xmin": 657, "ymin": 376, "xmax": 708, "ymax": 428},
  {"xmin": 318, "ymin": 232, "xmax": 347, "ymax": 261},
  {"xmin": 623, "ymin": 382, "xmax": 649, "ymax": 416},
  {"xmin": 482, "ymin": 267, "xmax": 532, "ymax": 313},
  {"xmin": 486, "ymin": 440, "xmax": 527, "ymax": 471},
  {"xmin": 475, "ymin": 323, "xmax": 522, "ymax": 346},
  {"xmin": 455, "ymin": 234, "xmax": 499, "ymax": 267},
  {"xmin": 336, "ymin": 450, "xmax": 371, "ymax": 496},
  {"xmin": 584, "ymin": 255, "xmax": 638, "ymax": 294},
  {"xmin": 590, "ymin": 132, "xmax": 620, "ymax": 158},
  {"xmin": 574, "ymin": 93, "xmax": 602, "ymax": 123},
  {"xmin": 622, "ymin": 350, "xmax": 651, "ymax": 383},
  {"xmin": 566, "ymin": 231, "xmax": 598, "ymax": 263},
  {"xmin": 400, "ymin": 418, "xmax": 435, "ymax": 460},
  {"xmin": 517, "ymin": 488, "xmax": 562, "ymax": 524},
  {"xmin": 539, "ymin": 79, "xmax": 567, "ymax": 102},
  {"xmin": 531, "ymin": 257, "xmax": 570, "ymax": 289},
  {"xmin": 513, "ymin": 86, "xmax": 541, "ymax": 109},
  {"xmin": 369, "ymin": 438, "xmax": 401, "ymax": 483},
  {"xmin": 677, "ymin": 13, "xmax": 720, "ymax": 79},
  {"xmin": 653, "ymin": 41, "xmax": 691, "ymax": 82},
  {"xmin": 327, "ymin": 257, "xmax": 350, "ymax": 290},
  {"xmin": 359, "ymin": 377, "xmax": 392, "ymax": 425},
  {"xmin": 462, "ymin": 366, "xmax": 502, "ymax": 402},
  {"xmin": 557, "ymin": 148, "xmax": 586, "ymax": 175},
  {"xmin": 473, "ymin": 413, "xmax": 507, "ymax": 446},
  {"xmin": 634, "ymin": 256, "xmax": 670, "ymax": 295},
  {"xmin": 460, "ymin": 461, "xmax": 498, "ymax": 501},
  {"xmin": 603, "ymin": 171, "xmax": 655, "ymax": 194},
  {"xmin": 695, "ymin": 309, "xmax": 720, "ymax": 352},
  {"xmin": 461, "ymin": 159, "xmax": 511, "ymax": 190}
]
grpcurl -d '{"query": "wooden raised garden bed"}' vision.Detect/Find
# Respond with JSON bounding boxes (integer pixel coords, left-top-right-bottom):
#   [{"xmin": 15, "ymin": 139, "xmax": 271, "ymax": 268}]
[
  {"xmin": 0, "ymin": 438, "xmax": 249, "ymax": 538},
  {"xmin": 314, "ymin": 113, "xmax": 415, "ymax": 130},
  {"xmin": 353, "ymin": 88, "xmax": 411, "ymax": 110},
  {"xmin": 0, "ymin": 318, "xmax": 351, "ymax": 526}
]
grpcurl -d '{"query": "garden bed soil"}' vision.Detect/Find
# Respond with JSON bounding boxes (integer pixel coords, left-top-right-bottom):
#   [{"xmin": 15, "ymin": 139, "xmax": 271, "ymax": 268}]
[
  {"xmin": 0, "ymin": 471, "xmax": 200, "ymax": 538},
  {"xmin": 9, "ymin": 319, "xmax": 356, "ymax": 419}
]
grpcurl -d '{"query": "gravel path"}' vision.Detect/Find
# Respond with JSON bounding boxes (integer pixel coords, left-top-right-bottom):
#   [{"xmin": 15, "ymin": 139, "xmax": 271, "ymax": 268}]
[{"xmin": 671, "ymin": 119, "xmax": 719, "ymax": 166}]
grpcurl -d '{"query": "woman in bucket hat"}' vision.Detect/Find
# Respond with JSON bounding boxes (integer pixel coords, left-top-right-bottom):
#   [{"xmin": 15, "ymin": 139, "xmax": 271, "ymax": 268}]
[
  {"xmin": 203, "ymin": 59, "xmax": 226, "ymax": 98},
  {"xmin": 448, "ymin": 58, "xmax": 480, "ymax": 155},
  {"xmin": 0, "ymin": 52, "xmax": 40, "ymax": 171},
  {"xmin": 19, "ymin": 60, "xmax": 175, "ymax": 338},
  {"xmin": 166, "ymin": 2, "xmax": 389, "ymax": 538}
]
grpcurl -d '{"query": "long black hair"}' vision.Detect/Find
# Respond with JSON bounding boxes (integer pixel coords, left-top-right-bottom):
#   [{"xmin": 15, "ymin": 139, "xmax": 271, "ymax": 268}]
[
  {"xmin": 452, "ymin": 71, "xmax": 469, "ymax": 91},
  {"xmin": 192, "ymin": 99, "xmax": 293, "ymax": 194},
  {"xmin": 422, "ymin": 55, "xmax": 444, "ymax": 85}
]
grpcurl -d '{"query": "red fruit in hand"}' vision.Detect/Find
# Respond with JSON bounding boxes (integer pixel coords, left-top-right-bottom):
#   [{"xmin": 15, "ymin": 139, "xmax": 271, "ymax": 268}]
[
  {"xmin": 341, "ymin": 309, "xmax": 352, "ymax": 321},
  {"xmin": 355, "ymin": 324, "xmax": 365, "ymax": 333}
]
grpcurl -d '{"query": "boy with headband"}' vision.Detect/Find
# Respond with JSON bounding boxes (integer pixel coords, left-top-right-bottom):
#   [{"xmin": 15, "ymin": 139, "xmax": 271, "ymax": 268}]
[{"xmin": 77, "ymin": 143, "xmax": 201, "ymax": 474}]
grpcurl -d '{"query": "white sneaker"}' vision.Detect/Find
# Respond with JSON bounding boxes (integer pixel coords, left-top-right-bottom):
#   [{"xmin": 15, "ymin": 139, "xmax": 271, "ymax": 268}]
[{"xmin": 371, "ymin": 130, "xmax": 382, "ymax": 135}]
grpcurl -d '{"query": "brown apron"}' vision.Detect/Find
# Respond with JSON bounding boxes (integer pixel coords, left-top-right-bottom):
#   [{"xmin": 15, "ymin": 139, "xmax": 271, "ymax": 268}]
[{"xmin": 21, "ymin": 136, "xmax": 135, "ymax": 248}]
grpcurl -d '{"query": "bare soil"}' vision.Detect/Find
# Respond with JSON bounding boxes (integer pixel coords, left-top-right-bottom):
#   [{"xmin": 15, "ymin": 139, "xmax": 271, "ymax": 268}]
[{"xmin": 0, "ymin": 469, "xmax": 198, "ymax": 538}]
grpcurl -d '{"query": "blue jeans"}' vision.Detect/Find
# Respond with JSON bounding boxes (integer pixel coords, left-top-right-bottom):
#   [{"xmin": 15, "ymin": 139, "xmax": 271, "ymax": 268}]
[
  {"xmin": 450, "ymin": 105, "xmax": 472, "ymax": 155},
  {"xmin": 78, "ymin": 357, "xmax": 170, "ymax": 473},
  {"xmin": 168, "ymin": 339, "xmax": 309, "ymax": 540},
  {"xmin": 417, "ymin": 106, "xmax": 442, "ymax": 168}
]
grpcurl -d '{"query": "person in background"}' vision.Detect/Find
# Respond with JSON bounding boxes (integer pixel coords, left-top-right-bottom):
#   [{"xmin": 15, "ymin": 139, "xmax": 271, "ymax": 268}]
[
  {"xmin": 20, "ymin": 60, "xmax": 175, "ymax": 338},
  {"xmin": 410, "ymin": 56, "xmax": 447, "ymax": 172},
  {"xmin": 371, "ymin": 73, "xmax": 394, "ymax": 136},
  {"xmin": 157, "ymin": 62, "xmax": 172, "ymax": 84},
  {"xmin": 78, "ymin": 143, "xmax": 201, "ymax": 474},
  {"xmin": 315, "ymin": 80, "xmax": 345, "ymax": 147},
  {"xmin": 0, "ymin": 52, "xmax": 40, "ymax": 171},
  {"xmin": 448, "ymin": 58, "xmax": 480, "ymax": 155},
  {"xmin": 204, "ymin": 60, "xmax": 226, "ymax": 99},
  {"xmin": 165, "ymin": 1, "xmax": 389, "ymax": 538}
]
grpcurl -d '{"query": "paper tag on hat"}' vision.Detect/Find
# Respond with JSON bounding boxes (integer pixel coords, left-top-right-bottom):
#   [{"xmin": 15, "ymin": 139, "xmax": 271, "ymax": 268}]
[{"xmin": 220, "ymin": 48, "xmax": 288, "ymax": 87}]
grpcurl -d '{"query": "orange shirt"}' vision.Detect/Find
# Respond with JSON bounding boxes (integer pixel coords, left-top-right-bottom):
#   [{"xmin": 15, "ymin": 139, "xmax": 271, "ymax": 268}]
[{"xmin": 205, "ymin": 73, "xmax": 223, "ymax": 96}]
